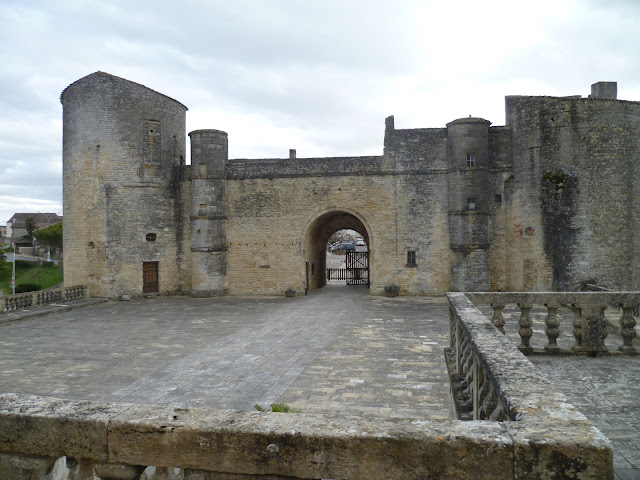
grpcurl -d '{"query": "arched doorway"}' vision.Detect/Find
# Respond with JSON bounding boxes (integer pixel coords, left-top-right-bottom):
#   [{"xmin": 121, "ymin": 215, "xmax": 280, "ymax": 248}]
[{"xmin": 304, "ymin": 209, "xmax": 372, "ymax": 293}]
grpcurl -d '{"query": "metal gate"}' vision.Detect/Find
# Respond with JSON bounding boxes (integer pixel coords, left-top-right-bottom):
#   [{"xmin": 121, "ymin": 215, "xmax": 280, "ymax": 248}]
[{"xmin": 345, "ymin": 251, "xmax": 369, "ymax": 285}]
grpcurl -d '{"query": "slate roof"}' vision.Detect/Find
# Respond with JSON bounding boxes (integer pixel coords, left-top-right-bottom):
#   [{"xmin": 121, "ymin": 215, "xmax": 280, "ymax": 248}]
[{"xmin": 7, "ymin": 213, "xmax": 62, "ymax": 229}]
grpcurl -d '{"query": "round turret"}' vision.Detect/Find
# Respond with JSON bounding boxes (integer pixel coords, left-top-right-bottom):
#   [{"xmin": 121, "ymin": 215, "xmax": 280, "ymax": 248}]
[{"xmin": 61, "ymin": 72, "xmax": 188, "ymax": 297}]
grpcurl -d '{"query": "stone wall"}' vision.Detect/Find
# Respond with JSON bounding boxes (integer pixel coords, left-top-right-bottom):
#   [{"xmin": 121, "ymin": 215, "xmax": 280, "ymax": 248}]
[
  {"xmin": 505, "ymin": 93, "xmax": 640, "ymax": 291},
  {"xmin": 61, "ymin": 75, "xmax": 640, "ymax": 298}
]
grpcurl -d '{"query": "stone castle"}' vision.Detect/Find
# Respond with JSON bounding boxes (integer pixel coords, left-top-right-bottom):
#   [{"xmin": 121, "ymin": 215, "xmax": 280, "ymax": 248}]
[{"xmin": 61, "ymin": 72, "xmax": 639, "ymax": 298}]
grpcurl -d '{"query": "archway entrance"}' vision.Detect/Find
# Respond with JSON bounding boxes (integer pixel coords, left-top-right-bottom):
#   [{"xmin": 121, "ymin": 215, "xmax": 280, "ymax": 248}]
[{"xmin": 305, "ymin": 210, "xmax": 371, "ymax": 293}]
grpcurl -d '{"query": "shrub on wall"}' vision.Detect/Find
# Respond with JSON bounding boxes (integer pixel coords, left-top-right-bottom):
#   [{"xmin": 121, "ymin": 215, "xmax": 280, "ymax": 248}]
[{"xmin": 15, "ymin": 283, "xmax": 41, "ymax": 293}]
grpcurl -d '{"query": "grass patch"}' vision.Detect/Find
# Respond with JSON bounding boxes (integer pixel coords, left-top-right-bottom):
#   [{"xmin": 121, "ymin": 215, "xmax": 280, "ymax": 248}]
[
  {"xmin": 0, "ymin": 261, "xmax": 62, "ymax": 296},
  {"xmin": 254, "ymin": 403, "xmax": 301, "ymax": 413}
]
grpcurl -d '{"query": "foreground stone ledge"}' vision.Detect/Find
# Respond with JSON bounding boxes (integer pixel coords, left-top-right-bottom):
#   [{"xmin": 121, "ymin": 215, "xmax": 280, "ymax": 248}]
[
  {"xmin": 109, "ymin": 404, "xmax": 513, "ymax": 479},
  {"xmin": 510, "ymin": 420, "xmax": 614, "ymax": 480},
  {"xmin": 0, "ymin": 392, "xmax": 613, "ymax": 479},
  {"xmin": 0, "ymin": 393, "xmax": 131, "ymax": 462}
]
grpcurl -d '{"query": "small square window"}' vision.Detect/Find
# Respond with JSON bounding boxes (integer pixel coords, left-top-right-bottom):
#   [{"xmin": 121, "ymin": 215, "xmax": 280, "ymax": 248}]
[
  {"xmin": 198, "ymin": 203, "xmax": 207, "ymax": 216},
  {"xmin": 467, "ymin": 198, "xmax": 476, "ymax": 211},
  {"xmin": 466, "ymin": 153, "xmax": 476, "ymax": 167},
  {"xmin": 406, "ymin": 250, "xmax": 416, "ymax": 267}
]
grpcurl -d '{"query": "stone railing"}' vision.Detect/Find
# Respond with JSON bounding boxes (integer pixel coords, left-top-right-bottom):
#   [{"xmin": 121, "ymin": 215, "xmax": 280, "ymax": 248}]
[
  {"xmin": 463, "ymin": 292, "xmax": 639, "ymax": 355},
  {"xmin": 445, "ymin": 292, "xmax": 613, "ymax": 477},
  {"xmin": 1, "ymin": 285, "xmax": 87, "ymax": 314},
  {"xmin": 0, "ymin": 389, "xmax": 613, "ymax": 480}
]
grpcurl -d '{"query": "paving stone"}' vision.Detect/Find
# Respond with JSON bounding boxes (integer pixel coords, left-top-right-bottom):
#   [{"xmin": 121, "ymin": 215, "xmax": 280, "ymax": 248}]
[
  {"xmin": 530, "ymin": 355, "xmax": 640, "ymax": 478},
  {"xmin": 0, "ymin": 285, "xmax": 452, "ymax": 420}
]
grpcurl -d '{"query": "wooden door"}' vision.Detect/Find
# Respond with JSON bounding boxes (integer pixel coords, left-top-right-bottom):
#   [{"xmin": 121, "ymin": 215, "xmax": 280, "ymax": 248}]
[{"xmin": 143, "ymin": 262, "xmax": 159, "ymax": 293}]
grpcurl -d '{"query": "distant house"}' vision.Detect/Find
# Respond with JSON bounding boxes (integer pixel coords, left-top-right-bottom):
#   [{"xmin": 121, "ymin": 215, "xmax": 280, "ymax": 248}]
[{"xmin": 5, "ymin": 213, "xmax": 63, "ymax": 246}]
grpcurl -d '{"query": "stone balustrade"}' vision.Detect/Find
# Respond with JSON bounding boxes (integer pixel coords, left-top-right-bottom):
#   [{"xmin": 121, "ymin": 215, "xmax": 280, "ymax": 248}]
[
  {"xmin": 1, "ymin": 285, "xmax": 87, "ymax": 314},
  {"xmin": 0, "ymin": 387, "xmax": 613, "ymax": 480},
  {"xmin": 464, "ymin": 292, "xmax": 639, "ymax": 355}
]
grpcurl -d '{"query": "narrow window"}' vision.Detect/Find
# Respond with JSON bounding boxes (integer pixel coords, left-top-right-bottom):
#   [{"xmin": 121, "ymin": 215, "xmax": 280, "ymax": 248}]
[
  {"xmin": 495, "ymin": 193, "xmax": 502, "ymax": 204},
  {"xmin": 199, "ymin": 203, "xmax": 207, "ymax": 217},
  {"xmin": 466, "ymin": 153, "xmax": 476, "ymax": 168},
  {"xmin": 143, "ymin": 120, "xmax": 161, "ymax": 163},
  {"xmin": 406, "ymin": 250, "xmax": 416, "ymax": 267},
  {"xmin": 467, "ymin": 198, "xmax": 476, "ymax": 211}
]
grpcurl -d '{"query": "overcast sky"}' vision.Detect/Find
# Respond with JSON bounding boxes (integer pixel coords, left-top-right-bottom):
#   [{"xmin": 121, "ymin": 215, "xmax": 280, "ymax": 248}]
[{"xmin": 1, "ymin": 0, "xmax": 639, "ymax": 225}]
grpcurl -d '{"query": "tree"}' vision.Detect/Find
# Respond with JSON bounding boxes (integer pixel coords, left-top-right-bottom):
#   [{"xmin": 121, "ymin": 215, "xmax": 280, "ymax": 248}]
[
  {"xmin": 25, "ymin": 217, "xmax": 38, "ymax": 246},
  {"xmin": 33, "ymin": 222, "xmax": 63, "ymax": 251},
  {"xmin": 34, "ymin": 223, "xmax": 63, "ymax": 270},
  {"xmin": 0, "ymin": 244, "xmax": 10, "ymax": 269}
]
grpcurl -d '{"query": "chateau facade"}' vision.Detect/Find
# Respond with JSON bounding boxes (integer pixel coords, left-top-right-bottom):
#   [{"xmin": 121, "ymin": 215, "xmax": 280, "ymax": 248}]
[{"xmin": 61, "ymin": 73, "xmax": 639, "ymax": 298}]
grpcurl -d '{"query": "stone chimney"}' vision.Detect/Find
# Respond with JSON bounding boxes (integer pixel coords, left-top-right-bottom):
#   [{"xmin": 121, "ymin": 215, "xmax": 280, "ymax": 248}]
[
  {"xmin": 589, "ymin": 82, "xmax": 617, "ymax": 100},
  {"xmin": 289, "ymin": 149, "xmax": 296, "ymax": 159}
]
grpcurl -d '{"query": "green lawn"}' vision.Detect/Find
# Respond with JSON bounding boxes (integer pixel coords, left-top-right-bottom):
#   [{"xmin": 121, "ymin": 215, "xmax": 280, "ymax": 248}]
[{"xmin": 0, "ymin": 261, "xmax": 63, "ymax": 296}]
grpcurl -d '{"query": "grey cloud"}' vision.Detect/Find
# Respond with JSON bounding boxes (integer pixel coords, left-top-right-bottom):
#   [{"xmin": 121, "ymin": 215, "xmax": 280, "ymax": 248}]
[{"xmin": 1, "ymin": 0, "xmax": 640, "ymax": 223}]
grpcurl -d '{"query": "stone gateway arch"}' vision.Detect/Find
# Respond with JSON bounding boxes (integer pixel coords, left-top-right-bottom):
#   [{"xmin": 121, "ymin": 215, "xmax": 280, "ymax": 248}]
[{"xmin": 61, "ymin": 72, "xmax": 640, "ymax": 298}]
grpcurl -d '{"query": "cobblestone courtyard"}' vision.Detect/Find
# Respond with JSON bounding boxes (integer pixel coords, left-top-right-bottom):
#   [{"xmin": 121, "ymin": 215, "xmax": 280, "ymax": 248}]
[
  {"xmin": 0, "ymin": 285, "xmax": 452, "ymax": 420},
  {"xmin": 1, "ymin": 285, "xmax": 638, "ymax": 478}
]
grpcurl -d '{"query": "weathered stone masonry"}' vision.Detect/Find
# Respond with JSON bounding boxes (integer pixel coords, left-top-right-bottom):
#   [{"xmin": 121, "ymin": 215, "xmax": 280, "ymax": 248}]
[{"xmin": 61, "ymin": 74, "xmax": 640, "ymax": 298}]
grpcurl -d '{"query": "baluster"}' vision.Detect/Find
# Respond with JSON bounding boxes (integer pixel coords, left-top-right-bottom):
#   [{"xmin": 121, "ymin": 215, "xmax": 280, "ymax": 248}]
[
  {"xmin": 544, "ymin": 302, "xmax": 561, "ymax": 353},
  {"xmin": 481, "ymin": 381, "xmax": 499, "ymax": 421},
  {"xmin": 600, "ymin": 307, "xmax": 610, "ymax": 351},
  {"xmin": 490, "ymin": 303, "xmax": 505, "ymax": 334},
  {"xmin": 67, "ymin": 457, "xmax": 97, "ymax": 479},
  {"xmin": 146, "ymin": 466, "xmax": 177, "ymax": 479},
  {"xmin": 94, "ymin": 462, "xmax": 146, "ymax": 479},
  {"xmin": 0, "ymin": 453, "xmax": 61, "ymax": 479},
  {"xmin": 517, "ymin": 302, "xmax": 534, "ymax": 354},
  {"xmin": 572, "ymin": 304, "xmax": 583, "ymax": 352},
  {"xmin": 472, "ymin": 361, "xmax": 480, "ymax": 420},
  {"xmin": 455, "ymin": 323, "xmax": 463, "ymax": 375},
  {"xmin": 619, "ymin": 305, "xmax": 638, "ymax": 354},
  {"xmin": 449, "ymin": 307, "xmax": 455, "ymax": 347},
  {"xmin": 489, "ymin": 398, "xmax": 507, "ymax": 421},
  {"xmin": 477, "ymin": 366, "xmax": 491, "ymax": 419},
  {"xmin": 579, "ymin": 304, "xmax": 608, "ymax": 354}
]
